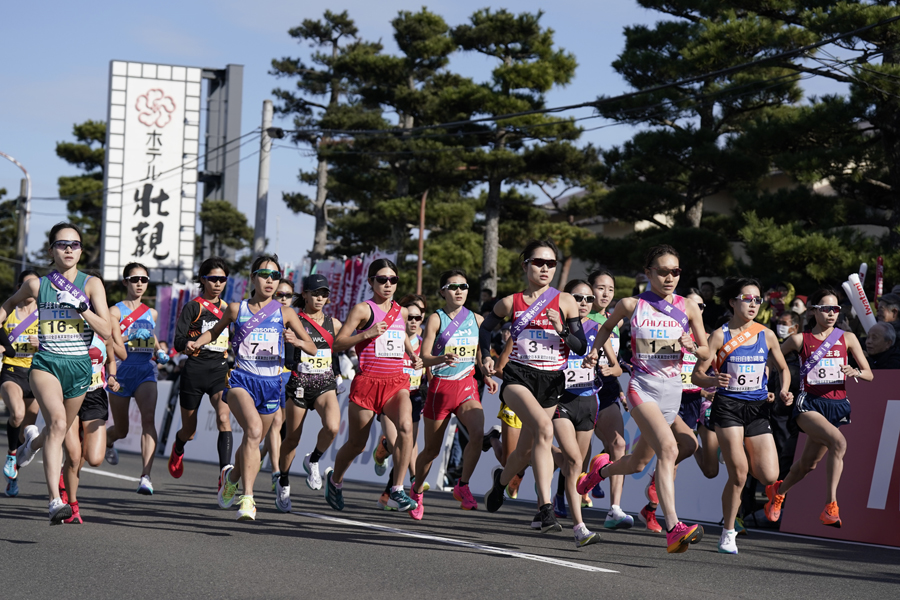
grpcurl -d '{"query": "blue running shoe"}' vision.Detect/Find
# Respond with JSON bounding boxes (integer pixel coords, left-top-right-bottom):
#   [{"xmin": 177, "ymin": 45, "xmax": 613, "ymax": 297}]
[
  {"xmin": 553, "ymin": 494, "xmax": 567, "ymax": 519},
  {"xmin": 591, "ymin": 482, "xmax": 605, "ymax": 499},
  {"xmin": 604, "ymin": 507, "xmax": 634, "ymax": 529},
  {"xmin": 387, "ymin": 488, "xmax": 417, "ymax": 512},
  {"xmin": 6, "ymin": 477, "xmax": 19, "ymax": 497},
  {"xmin": 324, "ymin": 468, "xmax": 344, "ymax": 511},
  {"xmin": 3, "ymin": 454, "xmax": 16, "ymax": 479}
]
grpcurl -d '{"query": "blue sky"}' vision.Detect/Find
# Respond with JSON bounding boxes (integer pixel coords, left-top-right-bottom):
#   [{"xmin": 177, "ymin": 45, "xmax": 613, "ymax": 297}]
[{"xmin": 0, "ymin": 1, "xmax": 843, "ymax": 263}]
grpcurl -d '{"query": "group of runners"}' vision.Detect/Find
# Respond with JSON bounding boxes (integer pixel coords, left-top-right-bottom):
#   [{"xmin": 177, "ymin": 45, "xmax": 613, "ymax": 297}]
[{"xmin": 2, "ymin": 223, "xmax": 872, "ymax": 556}]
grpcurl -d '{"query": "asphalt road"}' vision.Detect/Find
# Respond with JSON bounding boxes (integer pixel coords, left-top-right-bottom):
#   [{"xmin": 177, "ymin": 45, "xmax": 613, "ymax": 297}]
[{"xmin": 1, "ymin": 452, "xmax": 898, "ymax": 600}]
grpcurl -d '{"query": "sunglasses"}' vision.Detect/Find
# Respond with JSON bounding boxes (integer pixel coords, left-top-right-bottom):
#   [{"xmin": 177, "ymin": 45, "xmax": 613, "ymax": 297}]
[
  {"xmin": 253, "ymin": 269, "xmax": 282, "ymax": 281},
  {"xmin": 650, "ymin": 267, "xmax": 682, "ymax": 278},
  {"xmin": 525, "ymin": 258, "xmax": 558, "ymax": 269},
  {"xmin": 274, "ymin": 292, "xmax": 294, "ymax": 299},
  {"xmin": 372, "ymin": 276, "xmax": 399, "ymax": 285},
  {"xmin": 442, "ymin": 283, "xmax": 469, "ymax": 291},
  {"xmin": 52, "ymin": 240, "xmax": 82, "ymax": 251},
  {"xmin": 572, "ymin": 294, "xmax": 596, "ymax": 304},
  {"xmin": 310, "ymin": 289, "xmax": 330, "ymax": 298},
  {"xmin": 697, "ymin": 302, "xmax": 707, "ymax": 310},
  {"xmin": 125, "ymin": 276, "xmax": 149, "ymax": 284},
  {"xmin": 812, "ymin": 304, "xmax": 841, "ymax": 314},
  {"xmin": 202, "ymin": 275, "xmax": 228, "ymax": 284},
  {"xmin": 735, "ymin": 294, "xmax": 763, "ymax": 305},
  {"xmin": 407, "ymin": 315, "xmax": 424, "ymax": 322}
]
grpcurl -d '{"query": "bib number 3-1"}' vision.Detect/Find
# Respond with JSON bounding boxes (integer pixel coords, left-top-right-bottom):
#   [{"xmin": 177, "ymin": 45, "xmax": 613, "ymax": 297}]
[{"xmin": 516, "ymin": 329, "xmax": 560, "ymax": 362}]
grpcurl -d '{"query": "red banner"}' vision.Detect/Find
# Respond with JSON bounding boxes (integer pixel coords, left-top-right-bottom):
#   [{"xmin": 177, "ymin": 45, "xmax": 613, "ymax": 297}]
[{"xmin": 780, "ymin": 372, "xmax": 900, "ymax": 546}]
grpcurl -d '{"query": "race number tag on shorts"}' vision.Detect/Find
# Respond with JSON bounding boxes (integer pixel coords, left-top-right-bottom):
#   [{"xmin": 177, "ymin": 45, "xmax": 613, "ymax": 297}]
[
  {"xmin": 445, "ymin": 336, "xmax": 477, "ymax": 363},
  {"xmin": 634, "ymin": 329, "xmax": 682, "ymax": 360},
  {"xmin": 300, "ymin": 349, "xmax": 332, "ymax": 374},
  {"xmin": 565, "ymin": 357, "xmax": 593, "ymax": 389},
  {"xmin": 599, "ymin": 337, "xmax": 620, "ymax": 367},
  {"xmin": 516, "ymin": 329, "xmax": 561, "ymax": 362},
  {"xmin": 681, "ymin": 352, "xmax": 698, "ymax": 389},
  {"xmin": 39, "ymin": 307, "xmax": 85, "ymax": 341},
  {"xmin": 725, "ymin": 362, "xmax": 765, "ymax": 392},
  {"xmin": 808, "ymin": 357, "xmax": 845, "ymax": 385},
  {"xmin": 294, "ymin": 386, "xmax": 304, "ymax": 399},
  {"xmin": 241, "ymin": 330, "xmax": 280, "ymax": 361},
  {"xmin": 375, "ymin": 330, "xmax": 406, "ymax": 358}
]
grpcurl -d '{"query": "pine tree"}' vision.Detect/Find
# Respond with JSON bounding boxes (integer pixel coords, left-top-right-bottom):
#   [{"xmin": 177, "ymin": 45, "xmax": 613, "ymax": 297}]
[{"xmin": 56, "ymin": 120, "xmax": 105, "ymax": 269}]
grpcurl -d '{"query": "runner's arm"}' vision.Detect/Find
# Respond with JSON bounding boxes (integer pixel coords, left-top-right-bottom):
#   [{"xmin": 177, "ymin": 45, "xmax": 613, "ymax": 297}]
[
  {"xmin": 109, "ymin": 313, "xmax": 128, "ymax": 361},
  {"xmin": 684, "ymin": 297, "xmax": 709, "ymax": 361},
  {"xmin": 334, "ymin": 302, "xmax": 380, "ymax": 353},
  {"xmin": 283, "ymin": 308, "xmax": 318, "ymax": 356},
  {"xmin": 0, "ymin": 278, "xmax": 38, "ymax": 327},
  {"xmin": 556, "ymin": 294, "xmax": 588, "ymax": 355},
  {"xmin": 188, "ymin": 303, "xmax": 236, "ymax": 352},
  {"xmin": 420, "ymin": 313, "xmax": 456, "ymax": 368},
  {"xmin": 105, "ymin": 336, "xmax": 121, "ymax": 392},
  {"xmin": 691, "ymin": 329, "xmax": 722, "ymax": 388},
  {"xmin": 780, "ymin": 333, "xmax": 802, "ymax": 356},
  {"xmin": 81, "ymin": 277, "xmax": 112, "ymax": 340},
  {"xmin": 584, "ymin": 298, "xmax": 634, "ymax": 368},
  {"xmin": 598, "ymin": 339, "xmax": 622, "ymax": 377},
  {"xmin": 765, "ymin": 328, "xmax": 793, "ymax": 402},
  {"xmin": 173, "ymin": 301, "xmax": 198, "ymax": 353},
  {"xmin": 478, "ymin": 295, "xmax": 512, "ymax": 369}
]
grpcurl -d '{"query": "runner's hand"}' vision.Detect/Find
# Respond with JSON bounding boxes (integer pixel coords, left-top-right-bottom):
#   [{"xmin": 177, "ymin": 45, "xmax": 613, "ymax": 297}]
[
  {"xmin": 581, "ymin": 350, "xmax": 599, "ymax": 369},
  {"xmin": 185, "ymin": 340, "xmax": 199, "ymax": 355},
  {"xmin": 481, "ymin": 357, "xmax": 495, "ymax": 376},
  {"xmin": 485, "ymin": 376, "xmax": 498, "ymax": 395},
  {"xmin": 130, "ymin": 328, "xmax": 153, "ymax": 341},
  {"xmin": 285, "ymin": 329, "xmax": 300, "ymax": 347},
  {"xmin": 546, "ymin": 308, "xmax": 562, "ymax": 333},
  {"xmin": 336, "ymin": 376, "xmax": 348, "ymax": 395},
  {"xmin": 412, "ymin": 356, "xmax": 424, "ymax": 370},
  {"xmin": 766, "ymin": 391, "xmax": 775, "ymax": 403},
  {"xmin": 441, "ymin": 353, "xmax": 458, "ymax": 366},
  {"xmin": 56, "ymin": 290, "xmax": 81, "ymax": 309},
  {"xmin": 107, "ymin": 376, "xmax": 120, "ymax": 392},
  {"xmin": 716, "ymin": 372, "xmax": 731, "ymax": 387},
  {"xmin": 366, "ymin": 322, "xmax": 388, "ymax": 339},
  {"xmin": 780, "ymin": 390, "xmax": 794, "ymax": 406},
  {"xmin": 599, "ymin": 363, "xmax": 614, "ymax": 377},
  {"xmin": 156, "ymin": 350, "xmax": 170, "ymax": 365},
  {"xmin": 28, "ymin": 335, "xmax": 39, "ymax": 347},
  {"xmin": 680, "ymin": 333, "xmax": 695, "ymax": 353}
]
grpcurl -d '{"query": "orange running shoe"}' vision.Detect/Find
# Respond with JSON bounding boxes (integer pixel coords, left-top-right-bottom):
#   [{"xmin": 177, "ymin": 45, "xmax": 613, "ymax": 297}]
[
  {"xmin": 820, "ymin": 502, "xmax": 841, "ymax": 528},
  {"xmin": 764, "ymin": 480, "xmax": 785, "ymax": 522},
  {"xmin": 639, "ymin": 505, "xmax": 663, "ymax": 533},
  {"xmin": 505, "ymin": 474, "xmax": 523, "ymax": 499}
]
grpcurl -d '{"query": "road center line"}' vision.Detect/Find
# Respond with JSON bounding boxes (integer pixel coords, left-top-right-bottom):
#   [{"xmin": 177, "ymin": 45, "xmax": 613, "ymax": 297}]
[{"xmin": 293, "ymin": 510, "xmax": 618, "ymax": 573}]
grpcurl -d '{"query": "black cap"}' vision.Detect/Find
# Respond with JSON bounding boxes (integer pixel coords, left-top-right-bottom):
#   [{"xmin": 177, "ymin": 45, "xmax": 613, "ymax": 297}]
[
  {"xmin": 303, "ymin": 274, "xmax": 329, "ymax": 292},
  {"xmin": 879, "ymin": 292, "xmax": 900, "ymax": 306}
]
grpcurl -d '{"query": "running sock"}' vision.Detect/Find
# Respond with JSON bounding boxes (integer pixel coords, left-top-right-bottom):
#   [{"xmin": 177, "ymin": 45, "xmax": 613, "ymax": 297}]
[
  {"xmin": 518, "ymin": 469, "xmax": 526, "ymax": 478},
  {"xmin": 539, "ymin": 503, "xmax": 552, "ymax": 513},
  {"xmin": 174, "ymin": 435, "xmax": 186, "ymax": 456},
  {"xmin": 280, "ymin": 472, "xmax": 290, "ymax": 486},
  {"xmin": 7, "ymin": 424, "xmax": 20, "ymax": 451},
  {"xmin": 557, "ymin": 473, "xmax": 566, "ymax": 497},
  {"xmin": 69, "ymin": 501, "xmax": 78, "ymax": 510},
  {"xmin": 459, "ymin": 479, "xmax": 468, "ymax": 487},
  {"xmin": 217, "ymin": 432, "xmax": 233, "ymax": 469},
  {"xmin": 310, "ymin": 448, "xmax": 324, "ymax": 464},
  {"xmin": 667, "ymin": 524, "xmax": 676, "ymax": 533},
  {"xmin": 390, "ymin": 485, "xmax": 403, "ymax": 493},
  {"xmin": 647, "ymin": 501, "xmax": 658, "ymax": 511}
]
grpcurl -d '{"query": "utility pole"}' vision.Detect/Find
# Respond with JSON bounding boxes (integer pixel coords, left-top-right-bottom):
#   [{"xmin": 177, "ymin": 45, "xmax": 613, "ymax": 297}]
[
  {"xmin": 416, "ymin": 190, "xmax": 428, "ymax": 295},
  {"xmin": 0, "ymin": 151, "xmax": 31, "ymax": 276},
  {"xmin": 254, "ymin": 100, "xmax": 273, "ymax": 256}
]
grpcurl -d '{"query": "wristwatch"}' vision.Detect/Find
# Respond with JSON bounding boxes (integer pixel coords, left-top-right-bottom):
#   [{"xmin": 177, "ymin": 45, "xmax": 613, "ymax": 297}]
[{"xmin": 76, "ymin": 301, "xmax": 88, "ymax": 314}]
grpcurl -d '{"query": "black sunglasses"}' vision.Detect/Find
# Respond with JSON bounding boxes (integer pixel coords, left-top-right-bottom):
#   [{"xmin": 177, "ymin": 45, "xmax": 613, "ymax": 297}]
[
  {"xmin": 310, "ymin": 289, "xmax": 330, "ymax": 298},
  {"xmin": 442, "ymin": 283, "xmax": 469, "ymax": 291},
  {"xmin": 651, "ymin": 267, "xmax": 682, "ymax": 278},
  {"xmin": 202, "ymin": 275, "xmax": 228, "ymax": 284},
  {"xmin": 372, "ymin": 276, "xmax": 399, "ymax": 285},
  {"xmin": 125, "ymin": 276, "xmax": 149, "ymax": 284},
  {"xmin": 274, "ymin": 292, "xmax": 294, "ymax": 299},
  {"xmin": 52, "ymin": 240, "xmax": 82, "ymax": 251},
  {"xmin": 407, "ymin": 315, "xmax": 424, "ymax": 322},
  {"xmin": 525, "ymin": 258, "xmax": 558, "ymax": 269}
]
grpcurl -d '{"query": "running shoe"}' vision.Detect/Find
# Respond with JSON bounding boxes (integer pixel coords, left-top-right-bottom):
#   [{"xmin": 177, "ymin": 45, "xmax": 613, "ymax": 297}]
[
  {"xmin": 218, "ymin": 466, "xmax": 238, "ymax": 508},
  {"xmin": 639, "ymin": 505, "xmax": 663, "ymax": 533},
  {"xmin": 530, "ymin": 511, "xmax": 542, "ymax": 530},
  {"xmin": 3, "ymin": 453, "xmax": 16, "ymax": 479},
  {"xmin": 59, "ymin": 473, "xmax": 68, "ymax": 505},
  {"xmin": 574, "ymin": 523, "xmax": 601, "ymax": 548},
  {"xmin": 409, "ymin": 490, "xmax": 424, "ymax": 520},
  {"xmin": 581, "ymin": 493, "xmax": 592, "ymax": 508},
  {"xmin": 305, "ymin": 463, "xmax": 322, "ymax": 491},
  {"xmin": 49, "ymin": 498, "xmax": 72, "ymax": 526},
  {"xmin": 275, "ymin": 480, "xmax": 291, "ymax": 513},
  {"xmin": 218, "ymin": 464, "xmax": 233, "ymax": 495},
  {"xmin": 718, "ymin": 528, "xmax": 738, "ymax": 554},
  {"xmin": 735, "ymin": 516, "xmax": 747, "ymax": 536},
  {"xmin": 717, "ymin": 448, "xmax": 724, "ymax": 465},
  {"xmin": 410, "ymin": 475, "xmax": 430, "ymax": 493},
  {"xmin": 387, "ymin": 488, "xmax": 417, "ymax": 512},
  {"xmin": 604, "ymin": 506, "xmax": 634, "ymax": 530},
  {"xmin": 324, "ymin": 467, "xmax": 344, "ymax": 511},
  {"xmin": 272, "ymin": 472, "xmax": 281, "ymax": 492},
  {"xmin": 16, "ymin": 425, "xmax": 40, "ymax": 468},
  {"xmin": 505, "ymin": 473, "xmax": 522, "ymax": 499},
  {"xmin": 576, "ymin": 453, "xmax": 611, "ymax": 496},
  {"xmin": 820, "ymin": 502, "xmax": 841, "ymax": 528},
  {"xmin": 64, "ymin": 504, "xmax": 82, "ymax": 525},
  {"xmin": 537, "ymin": 504, "xmax": 563, "ymax": 533},
  {"xmin": 482, "ymin": 425, "xmax": 501, "ymax": 452},
  {"xmin": 105, "ymin": 446, "xmax": 119, "ymax": 466},
  {"xmin": 137, "ymin": 476, "xmax": 153, "ymax": 496},
  {"xmin": 553, "ymin": 494, "xmax": 567, "ymax": 519},
  {"xmin": 591, "ymin": 482, "xmax": 605, "ymax": 499},
  {"xmin": 644, "ymin": 472, "xmax": 658, "ymax": 505},
  {"xmin": 373, "ymin": 436, "xmax": 389, "ymax": 476},
  {"xmin": 764, "ymin": 480, "xmax": 785, "ymax": 522},
  {"xmin": 666, "ymin": 522, "xmax": 703, "ymax": 554},
  {"xmin": 377, "ymin": 491, "xmax": 397, "ymax": 511},
  {"xmin": 6, "ymin": 477, "xmax": 19, "ymax": 497},
  {"xmin": 237, "ymin": 495, "xmax": 257, "ymax": 521},
  {"xmin": 485, "ymin": 466, "xmax": 505, "ymax": 513},
  {"xmin": 168, "ymin": 443, "xmax": 184, "ymax": 478},
  {"xmin": 453, "ymin": 481, "xmax": 477, "ymax": 511}
]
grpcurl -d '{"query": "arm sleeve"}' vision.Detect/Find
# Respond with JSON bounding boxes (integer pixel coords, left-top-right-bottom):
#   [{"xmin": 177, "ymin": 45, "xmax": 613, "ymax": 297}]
[
  {"xmin": 479, "ymin": 311, "xmax": 503, "ymax": 358},
  {"xmin": 173, "ymin": 302, "xmax": 197, "ymax": 353},
  {"xmin": 564, "ymin": 317, "xmax": 588, "ymax": 355},
  {"xmin": 0, "ymin": 332, "xmax": 15, "ymax": 359}
]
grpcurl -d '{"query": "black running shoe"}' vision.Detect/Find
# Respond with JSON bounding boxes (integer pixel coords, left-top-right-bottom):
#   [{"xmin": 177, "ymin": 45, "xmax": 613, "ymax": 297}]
[
  {"xmin": 538, "ymin": 505, "xmax": 563, "ymax": 533},
  {"xmin": 530, "ymin": 511, "xmax": 542, "ymax": 530},
  {"xmin": 482, "ymin": 426, "xmax": 501, "ymax": 453},
  {"xmin": 484, "ymin": 466, "xmax": 505, "ymax": 513}
]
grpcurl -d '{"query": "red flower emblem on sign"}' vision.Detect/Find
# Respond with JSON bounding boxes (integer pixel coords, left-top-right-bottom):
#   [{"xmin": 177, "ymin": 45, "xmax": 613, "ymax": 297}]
[{"xmin": 135, "ymin": 89, "xmax": 176, "ymax": 128}]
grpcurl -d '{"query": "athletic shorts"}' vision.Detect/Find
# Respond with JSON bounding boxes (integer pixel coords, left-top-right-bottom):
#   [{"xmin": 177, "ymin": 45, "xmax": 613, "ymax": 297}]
[
  {"xmin": 31, "ymin": 352, "xmax": 91, "ymax": 400},
  {"xmin": 79, "ymin": 387, "xmax": 109, "ymax": 422},
  {"xmin": 286, "ymin": 371, "xmax": 336, "ymax": 409},
  {"xmin": 179, "ymin": 358, "xmax": 228, "ymax": 411},
  {"xmin": 0, "ymin": 364, "xmax": 33, "ymax": 398},
  {"xmin": 227, "ymin": 368, "xmax": 284, "ymax": 415},
  {"xmin": 554, "ymin": 394, "xmax": 598, "ymax": 432},
  {"xmin": 793, "ymin": 393, "xmax": 851, "ymax": 429},
  {"xmin": 678, "ymin": 390, "xmax": 704, "ymax": 430},
  {"xmin": 500, "ymin": 361, "xmax": 565, "ymax": 410},
  {"xmin": 498, "ymin": 402, "xmax": 521, "ymax": 429},
  {"xmin": 596, "ymin": 377, "xmax": 621, "ymax": 414},
  {"xmin": 108, "ymin": 359, "xmax": 157, "ymax": 398},
  {"xmin": 424, "ymin": 376, "xmax": 481, "ymax": 421},
  {"xmin": 349, "ymin": 372, "xmax": 409, "ymax": 416},
  {"xmin": 626, "ymin": 370, "xmax": 682, "ymax": 425},
  {"xmin": 710, "ymin": 393, "xmax": 772, "ymax": 437},
  {"xmin": 410, "ymin": 391, "xmax": 424, "ymax": 424}
]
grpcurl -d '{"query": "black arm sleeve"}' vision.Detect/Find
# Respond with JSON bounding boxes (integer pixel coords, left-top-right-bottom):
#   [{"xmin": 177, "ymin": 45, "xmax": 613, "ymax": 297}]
[
  {"xmin": 173, "ymin": 302, "xmax": 197, "ymax": 353},
  {"xmin": 479, "ymin": 311, "xmax": 503, "ymax": 359},
  {"xmin": 0, "ymin": 332, "xmax": 15, "ymax": 359},
  {"xmin": 564, "ymin": 317, "xmax": 588, "ymax": 355}
]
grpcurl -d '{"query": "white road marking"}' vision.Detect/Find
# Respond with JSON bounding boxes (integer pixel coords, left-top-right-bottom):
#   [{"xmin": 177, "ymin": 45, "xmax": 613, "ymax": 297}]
[
  {"xmin": 293, "ymin": 510, "xmax": 618, "ymax": 573},
  {"xmin": 38, "ymin": 461, "xmax": 142, "ymax": 482}
]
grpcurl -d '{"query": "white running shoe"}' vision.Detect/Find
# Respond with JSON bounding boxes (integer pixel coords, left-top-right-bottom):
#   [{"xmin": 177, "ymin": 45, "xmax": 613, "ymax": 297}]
[
  {"xmin": 137, "ymin": 476, "xmax": 154, "ymax": 495},
  {"xmin": 105, "ymin": 446, "xmax": 119, "ymax": 465},
  {"xmin": 275, "ymin": 480, "xmax": 292, "ymax": 513},
  {"xmin": 718, "ymin": 528, "xmax": 738, "ymax": 554},
  {"xmin": 305, "ymin": 456, "xmax": 322, "ymax": 490},
  {"xmin": 16, "ymin": 425, "xmax": 40, "ymax": 468},
  {"xmin": 49, "ymin": 497, "xmax": 72, "ymax": 526}
]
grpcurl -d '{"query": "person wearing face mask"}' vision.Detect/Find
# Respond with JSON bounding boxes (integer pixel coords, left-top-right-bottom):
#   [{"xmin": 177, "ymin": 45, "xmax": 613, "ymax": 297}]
[{"xmin": 865, "ymin": 322, "xmax": 900, "ymax": 369}]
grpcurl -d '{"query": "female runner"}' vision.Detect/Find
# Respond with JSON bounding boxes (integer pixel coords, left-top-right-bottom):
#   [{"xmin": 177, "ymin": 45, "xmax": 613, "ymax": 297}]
[
  {"xmin": 188, "ymin": 255, "xmax": 317, "ymax": 520},
  {"xmin": 691, "ymin": 277, "xmax": 793, "ymax": 554},
  {"xmin": 105, "ymin": 262, "xmax": 170, "ymax": 495},
  {"xmin": 169, "ymin": 257, "xmax": 233, "ymax": 485},
  {"xmin": 765, "ymin": 288, "xmax": 872, "ymax": 528},
  {"xmin": 479, "ymin": 240, "xmax": 588, "ymax": 534},
  {"xmin": 325, "ymin": 259, "xmax": 422, "ymax": 512},
  {"xmin": 581, "ymin": 244, "xmax": 708, "ymax": 553},
  {"xmin": 7, "ymin": 222, "xmax": 112, "ymax": 524},
  {"xmin": 262, "ymin": 278, "xmax": 295, "ymax": 489},
  {"xmin": 276, "ymin": 274, "xmax": 343, "ymax": 512},
  {"xmin": 409, "ymin": 270, "xmax": 495, "ymax": 519}
]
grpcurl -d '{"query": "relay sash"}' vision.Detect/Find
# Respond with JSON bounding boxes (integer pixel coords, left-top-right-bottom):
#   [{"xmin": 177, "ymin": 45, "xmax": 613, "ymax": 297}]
[
  {"xmin": 715, "ymin": 322, "xmax": 766, "ymax": 371},
  {"xmin": 799, "ymin": 328, "xmax": 844, "ymax": 391},
  {"xmin": 433, "ymin": 307, "xmax": 471, "ymax": 356},
  {"xmin": 195, "ymin": 297, "xmax": 224, "ymax": 319},
  {"xmin": 7, "ymin": 311, "xmax": 37, "ymax": 346},
  {"xmin": 119, "ymin": 303, "xmax": 150, "ymax": 335},
  {"xmin": 511, "ymin": 288, "xmax": 560, "ymax": 338},
  {"xmin": 48, "ymin": 270, "xmax": 90, "ymax": 308},
  {"xmin": 299, "ymin": 312, "xmax": 334, "ymax": 348},
  {"xmin": 231, "ymin": 300, "xmax": 281, "ymax": 352},
  {"xmin": 638, "ymin": 291, "xmax": 689, "ymax": 332}
]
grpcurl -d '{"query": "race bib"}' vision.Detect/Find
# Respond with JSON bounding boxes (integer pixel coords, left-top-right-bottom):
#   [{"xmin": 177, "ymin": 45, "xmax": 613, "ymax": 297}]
[
  {"xmin": 598, "ymin": 337, "xmax": 620, "ymax": 367},
  {"xmin": 807, "ymin": 357, "xmax": 845, "ymax": 385},
  {"xmin": 445, "ymin": 336, "xmax": 477, "ymax": 363},
  {"xmin": 89, "ymin": 369, "xmax": 103, "ymax": 392},
  {"xmin": 201, "ymin": 321, "xmax": 229, "ymax": 353},
  {"xmin": 39, "ymin": 308, "xmax": 86, "ymax": 341},
  {"xmin": 375, "ymin": 330, "xmax": 406, "ymax": 358},
  {"xmin": 634, "ymin": 330, "xmax": 682, "ymax": 360},
  {"xmin": 404, "ymin": 366, "xmax": 423, "ymax": 391},
  {"xmin": 725, "ymin": 362, "xmax": 766, "ymax": 392},
  {"xmin": 681, "ymin": 352, "xmax": 698, "ymax": 389},
  {"xmin": 127, "ymin": 336, "xmax": 155, "ymax": 353},
  {"xmin": 240, "ymin": 330, "xmax": 280, "ymax": 361},
  {"xmin": 13, "ymin": 334, "xmax": 37, "ymax": 358},
  {"xmin": 516, "ymin": 329, "xmax": 561, "ymax": 362},
  {"xmin": 564, "ymin": 357, "xmax": 594, "ymax": 389},
  {"xmin": 299, "ymin": 348, "xmax": 332, "ymax": 374}
]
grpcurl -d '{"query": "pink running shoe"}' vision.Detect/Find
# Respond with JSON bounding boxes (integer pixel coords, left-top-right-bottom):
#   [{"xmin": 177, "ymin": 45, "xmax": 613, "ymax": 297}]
[
  {"xmin": 409, "ymin": 490, "xmax": 424, "ymax": 520},
  {"xmin": 59, "ymin": 473, "xmax": 68, "ymax": 505},
  {"xmin": 639, "ymin": 505, "xmax": 663, "ymax": 533},
  {"xmin": 644, "ymin": 473, "xmax": 658, "ymax": 505},
  {"xmin": 666, "ymin": 522, "xmax": 703, "ymax": 554},
  {"xmin": 453, "ymin": 482, "xmax": 478, "ymax": 511},
  {"xmin": 576, "ymin": 454, "xmax": 610, "ymax": 496},
  {"xmin": 64, "ymin": 502, "xmax": 82, "ymax": 524}
]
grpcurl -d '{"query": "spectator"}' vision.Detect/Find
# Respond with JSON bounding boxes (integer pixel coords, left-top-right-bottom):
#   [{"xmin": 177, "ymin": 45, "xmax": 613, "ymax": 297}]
[
  {"xmin": 699, "ymin": 280, "xmax": 724, "ymax": 331},
  {"xmin": 876, "ymin": 292, "xmax": 900, "ymax": 336},
  {"xmin": 480, "ymin": 288, "xmax": 497, "ymax": 316},
  {"xmin": 866, "ymin": 322, "xmax": 900, "ymax": 369},
  {"xmin": 791, "ymin": 295, "xmax": 807, "ymax": 316}
]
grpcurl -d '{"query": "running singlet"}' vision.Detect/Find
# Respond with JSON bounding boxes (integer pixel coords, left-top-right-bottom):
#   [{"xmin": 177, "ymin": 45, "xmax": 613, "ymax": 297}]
[
  {"xmin": 232, "ymin": 300, "xmax": 285, "ymax": 377},
  {"xmin": 117, "ymin": 302, "xmax": 156, "ymax": 362},
  {"xmin": 508, "ymin": 291, "xmax": 568, "ymax": 371},
  {"xmin": 3, "ymin": 307, "xmax": 38, "ymax": 368},
  {"xmin": 37, "ymin": 272, "xmax": 93, "ymax": 356},
  {"xmin": 88, "ymin": 336, "xmax": 107, "ymax": 392},
  {"xmin": 681, "ymin": 333, "xmax": 701, "ymax": 392},
  {"xmin": 174, "ymin": 298, "xmax": 229, "ymax": 360},
  {"xmin": 716, "ymin": 325, "xmax": 768, "ymax": 401},
  {"xmin": 630, "ymin": 294, "xmax": 686, "ymax": 378},
  {"xmin": 800, "ymin": 331, "xmax": 847, "ymax": 400},
  {"xmin": 296, "ymin": 315, "xmax": 335, "ymax": 376},
  {"xmin": 355, "ymin": 300, "xmax": 406, "ymax": 377},
  {"xmin": 564, "ymin": 320, "xmax": 600, "ymax": 395},
  {"xmin": 403, "ymin": 336, "xmax": 423, "ymax": 391},
  {"xmin": 431, "ymin": 308, "xmax": 478, "ymax": 380}
]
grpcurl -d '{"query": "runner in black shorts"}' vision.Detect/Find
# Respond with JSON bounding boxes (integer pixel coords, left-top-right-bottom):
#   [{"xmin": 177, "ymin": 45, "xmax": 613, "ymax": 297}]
[{"xmin": 168, "ymin": 257, "xmax": 233, "ymax": 486}]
